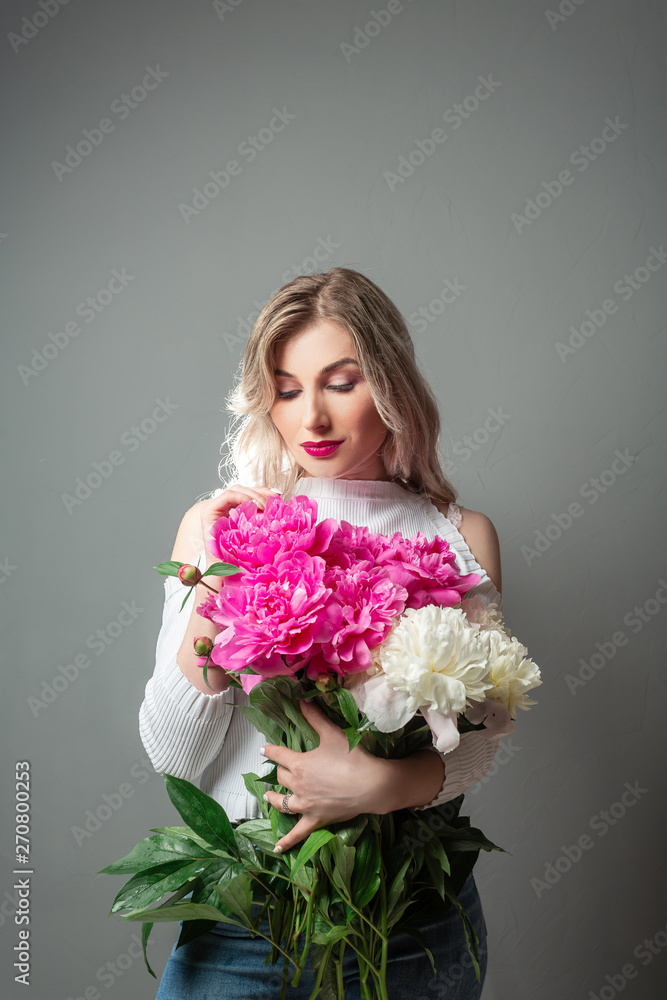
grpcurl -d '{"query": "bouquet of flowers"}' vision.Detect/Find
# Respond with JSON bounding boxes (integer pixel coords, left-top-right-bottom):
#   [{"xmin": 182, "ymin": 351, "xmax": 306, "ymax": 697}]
[{"xmin": 101, "ymin": 493, "xmax": 541, "ymax": 1000}]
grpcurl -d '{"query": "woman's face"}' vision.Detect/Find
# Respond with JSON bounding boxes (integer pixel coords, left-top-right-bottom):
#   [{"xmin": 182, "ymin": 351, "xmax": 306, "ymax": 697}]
[{"xmin": 269, "ymin": 319, "xmax": 390, "ymax": 481}]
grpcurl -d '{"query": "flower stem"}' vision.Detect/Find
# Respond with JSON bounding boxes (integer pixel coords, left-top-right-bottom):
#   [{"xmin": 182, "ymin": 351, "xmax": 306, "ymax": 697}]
[{"xmin": 336, "ymin": 939, "xmax": 346, "ymax": 997}]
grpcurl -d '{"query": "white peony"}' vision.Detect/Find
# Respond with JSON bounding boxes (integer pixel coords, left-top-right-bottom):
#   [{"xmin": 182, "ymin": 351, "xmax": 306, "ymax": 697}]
[
  {"xmin": 482, "ymin": 630, "xmax": 542, "ymax": 716},
  {"xmin": 459, "ymin": 593, "xmax": 511, "ymax": 635},
  {"xmin": 371, "ymin": 605, "xmax": 494, "ymax": 717}
]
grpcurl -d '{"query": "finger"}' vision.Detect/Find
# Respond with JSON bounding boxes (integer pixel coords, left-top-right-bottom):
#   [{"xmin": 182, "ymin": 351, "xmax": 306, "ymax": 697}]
[
  {"xmin": 273, "ymin": 816, "xmax": 315, "ymax": 854},
  {"xmin": 211, "ymin": 487, "xmax": 275, "ymax": 518},
  {"xmin": 298, "ymin": 698, "xmax": 341, "ymax": 738},
  {"xmin": 262, "ymin": 788, "xmax": 297, "ymax": 814},
  {"xmin": 261, "ymin": 743, "xmax": 297, "ymax": 768}
]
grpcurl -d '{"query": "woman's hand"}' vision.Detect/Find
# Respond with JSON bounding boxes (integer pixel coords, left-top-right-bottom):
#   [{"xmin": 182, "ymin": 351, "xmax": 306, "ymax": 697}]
[
  {"xmin": 261, "ymin": 700, "xmax": 404, "ymax": 853},
  {"xmin": 201, "ymin": 484, "xmax": 281, "ymax": 560}
]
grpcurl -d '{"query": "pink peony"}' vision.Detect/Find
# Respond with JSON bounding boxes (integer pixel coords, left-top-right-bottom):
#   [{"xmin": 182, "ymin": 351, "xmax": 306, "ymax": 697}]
[
  {"xmin": 207, "ymin": 494, "xmax": 340, "ymax": 572},
  {"xmin": 315, "ymin": 565, "xmax": 408, "ymax": 676},
  {"xmin": 373, "ymin": 531, "xmax": 481, "ymax": 609},
  {"xmin": 202, "ymin": 549, "xmax": 335, "ymax": 678}
]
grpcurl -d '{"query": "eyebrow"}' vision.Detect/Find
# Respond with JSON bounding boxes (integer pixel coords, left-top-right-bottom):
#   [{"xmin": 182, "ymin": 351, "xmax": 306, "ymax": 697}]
[{"xmin": 273, "ymin": 357, "xmax": 360, "ymax": 378}]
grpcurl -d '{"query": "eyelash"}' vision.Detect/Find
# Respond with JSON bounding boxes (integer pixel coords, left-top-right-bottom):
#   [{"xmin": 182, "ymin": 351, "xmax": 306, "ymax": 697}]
[{"xmin": 276, "ymin": 383, "xmax": 356, "ymax": 400}]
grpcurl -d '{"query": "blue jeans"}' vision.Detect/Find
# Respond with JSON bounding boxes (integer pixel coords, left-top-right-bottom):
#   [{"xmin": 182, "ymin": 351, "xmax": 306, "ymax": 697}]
[{"xmin": 154, "ymin": 871, "xmax": 487, "ymax": 998}]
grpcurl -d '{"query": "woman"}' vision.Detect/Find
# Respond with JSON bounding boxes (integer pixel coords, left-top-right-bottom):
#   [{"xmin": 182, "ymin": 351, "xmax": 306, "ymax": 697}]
[{"xmin": 141, "ymin": 267, "xmax": 504, "ymax": 998}]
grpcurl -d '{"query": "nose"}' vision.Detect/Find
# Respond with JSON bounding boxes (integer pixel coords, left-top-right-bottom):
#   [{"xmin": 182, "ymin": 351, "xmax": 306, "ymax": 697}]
[{"xmin": 300, "ymin": 388, "xmax": 331, "ymax": 432}]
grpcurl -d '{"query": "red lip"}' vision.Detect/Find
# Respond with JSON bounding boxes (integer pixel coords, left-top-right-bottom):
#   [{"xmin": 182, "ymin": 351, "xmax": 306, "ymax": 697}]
[{"xmin": 302, "ymin": 440, "xmax": 343, "ymax": 456}]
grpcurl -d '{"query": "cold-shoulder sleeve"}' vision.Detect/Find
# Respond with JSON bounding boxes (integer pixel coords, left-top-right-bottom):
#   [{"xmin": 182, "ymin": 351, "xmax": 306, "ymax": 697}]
[
  {"xmin": 413, "ymin": 733, "xmax": 504, "ymax": 809},
  {"xmin": 138, "ymin": 551, "xmax": 235, "ymax": 780}
]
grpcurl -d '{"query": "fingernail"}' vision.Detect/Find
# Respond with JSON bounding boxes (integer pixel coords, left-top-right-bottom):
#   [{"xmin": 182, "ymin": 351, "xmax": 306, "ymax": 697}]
[
  {"xmin": 273, "ymin": 845, "xmax": 283, "ymax": 854},
  {"xmin": 268, "ymin": 487, "xmax": 282, "ymax": 493},
  {"xmin": 259, "ymin": 746, "xmax": 266, "ymax": 755},
  {"xmin": 262, "ymin": 792, "xmax": 268, "ymax": 801}
]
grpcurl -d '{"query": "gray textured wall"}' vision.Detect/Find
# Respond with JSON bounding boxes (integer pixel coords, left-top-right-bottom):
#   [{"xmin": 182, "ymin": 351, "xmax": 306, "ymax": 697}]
[{"xmin": 2, "ymin": 0, "xmax": 666, "ymax": 997}]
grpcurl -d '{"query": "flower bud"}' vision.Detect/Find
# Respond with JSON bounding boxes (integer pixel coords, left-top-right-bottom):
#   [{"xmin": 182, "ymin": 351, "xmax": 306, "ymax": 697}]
[
  {"xmin": 178, "ymin": 564, "xmax": 202, "ymax": 587},
  {"xmin": 193, "ymin": 636, "xmax": 214, "ymax": 657}
]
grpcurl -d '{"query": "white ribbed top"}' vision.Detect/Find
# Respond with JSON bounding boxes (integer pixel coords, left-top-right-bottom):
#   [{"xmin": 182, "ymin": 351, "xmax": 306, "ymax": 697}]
[{"xmin": 139, "ymin": 477, "xmax": 505, "ymax": 822}]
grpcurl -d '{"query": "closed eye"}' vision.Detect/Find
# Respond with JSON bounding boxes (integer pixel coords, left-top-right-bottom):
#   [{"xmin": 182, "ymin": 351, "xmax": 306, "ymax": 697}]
[{"xmin": 276, "ymin": 382, "xmax": 356, "ymax": 400}]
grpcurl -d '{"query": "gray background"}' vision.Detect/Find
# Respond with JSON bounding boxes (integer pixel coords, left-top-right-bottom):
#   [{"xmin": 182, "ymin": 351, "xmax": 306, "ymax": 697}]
[{"xmin": 2, "ymin": 0, "xmax": 666, "ymax": 997}]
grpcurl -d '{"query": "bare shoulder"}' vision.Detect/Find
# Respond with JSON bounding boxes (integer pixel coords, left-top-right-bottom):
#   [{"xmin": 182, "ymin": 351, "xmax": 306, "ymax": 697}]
[
  {"xmin": 170, "ymin": 500, "xmax": 207, "ymax": 562},
  {"xmin": 432, "ymin": 501, "xmax": 502, "ymax": 594}
]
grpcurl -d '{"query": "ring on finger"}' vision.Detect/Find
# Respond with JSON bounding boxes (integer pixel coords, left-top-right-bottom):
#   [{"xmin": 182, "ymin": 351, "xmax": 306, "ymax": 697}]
[{"xmin": 282, "ymin": 792, "xmax": 296, "ymax": 815}]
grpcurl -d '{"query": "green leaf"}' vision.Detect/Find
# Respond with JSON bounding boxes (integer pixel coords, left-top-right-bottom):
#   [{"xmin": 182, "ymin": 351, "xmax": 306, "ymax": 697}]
[
  {"xmin": 110, "ymin": 859, "xmax": 206, "ymax": 913},
  {"xmin": 164, "ymin": 774, "xmax": 238, "ymax": 857},
  {"xmin": 202, "ymin": 561, "xmax": 242, "ymax": 577},
  {"xmin": 443, "ymin": 886, "xmax": 481, "ymax": 982},
  {"xmin": 190, "ymin": 857, "xmax": 246, "ymax": 908},
  {"xmin": 175, "ymin": 919, "xmax": 215, "ymax": 950},
  {"xmin": 329, "ymin": 839, "xmax": 356, "ymax": 898},
  {"xmin": 428, "ymin": 834, "xmax": 451, "ymax": 877},
  {"xmin": 398, "ymin": 926, "xmax": 436, "ymax": 978},
  {"xmin": 269, "ymin": 800, "xmax": 297, "ymax": 841},
  {"xmin": 343, "ymin": 727, "xmax": 365, "ymax": 751},
  {"xmin": 141, "ymin": 922, "xmax": 156, "ymax": 978},
  {"xmin": 423, "ymin": 850, "xmax": 446, "ymax": 903},
  {"xmin": 155, "ymin": 561, "xmax": 183, "ymax": 577},
  {"xmin": 386, "ymin": 855, "xmax": 413, "ymax": 914},
  {"xmin": 350, "ymin": 832, "xmax": 381, "ymax": 909},
  {"xmin": 335, "ymin": 815, "xmax": 368, "ymax": 848},
  {"xmin": 124, "ymin": 901, "xmax": 234, "ymax": 924},
  {"xmin": 242, "ymin": 772, "xmax": 270, "ymax": 818},
  {"xmin": 247, "ymin": 683, "xmax": 295, "ymax": 737},
  {"xmin": 311, "ymin": 924, "xmax": 349, "ymax": 947},
  {"xmin": 234, "ymin": 818, "xmax": 278, "ymax": 855},
  {"xmin": 336, "ymin": 688, "xmax": 360, "ymax": 729},
  {"xmin": 237, "ymin": 705, "xmax": 284, "ymax": 745},
  {"xmin": 214, "ymin": 874, "xmax": 253, "ymax": 922},
  {"xmin": 290, "ymin": 829, "xmax": 335, "ymax": 877},
  {"xmin": 149, "ymin": 825, "xmax": 209, "ymax": 844},
  {"xmin": 98, "ymin": 834, "xmax": 218, "ymax": 875}
]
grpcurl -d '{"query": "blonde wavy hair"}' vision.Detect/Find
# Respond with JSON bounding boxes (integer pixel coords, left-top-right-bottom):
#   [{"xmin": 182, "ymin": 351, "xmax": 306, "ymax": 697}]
[{"xmin": 219, "ymin": 267, "xmax": 457, "ymax": 506}]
